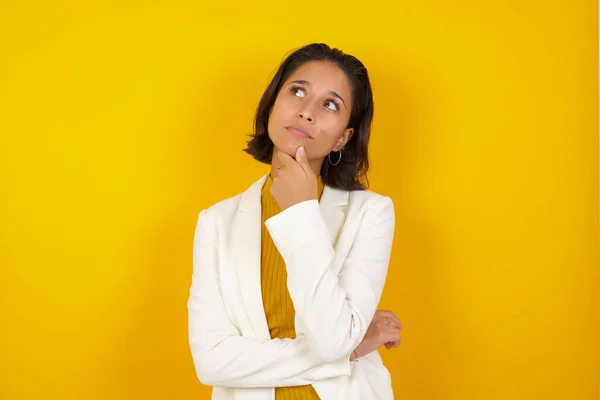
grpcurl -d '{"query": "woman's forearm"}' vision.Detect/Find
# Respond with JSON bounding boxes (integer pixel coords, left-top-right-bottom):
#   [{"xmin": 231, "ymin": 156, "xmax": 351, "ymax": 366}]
[
  {"xmin": 189, "ymin": 331, "xmax": 351, "ymax": 387},
  {"xmin": 265, "ymin": 196, "xmax": 395, "ymax": 363}
]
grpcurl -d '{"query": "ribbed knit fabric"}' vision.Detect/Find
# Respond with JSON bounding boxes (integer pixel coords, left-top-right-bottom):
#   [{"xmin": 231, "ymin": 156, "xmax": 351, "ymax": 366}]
[{"xmin": 260, "ymin": 174, "xmax": 324, "ymax": 400}]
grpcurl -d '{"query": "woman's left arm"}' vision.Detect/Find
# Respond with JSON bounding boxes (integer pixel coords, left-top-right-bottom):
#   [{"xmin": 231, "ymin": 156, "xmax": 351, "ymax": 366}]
[{"xmin": 265, "ymin": 194, "xmax": 395, "ymax": 363}]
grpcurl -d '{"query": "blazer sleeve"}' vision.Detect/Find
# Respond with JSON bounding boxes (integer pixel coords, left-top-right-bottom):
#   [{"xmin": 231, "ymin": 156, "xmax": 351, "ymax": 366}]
[
  {"xmin": 264, "ymin": 195, "xmax": 396, "ymax": 363},
  {"xmin": 187, "ymin": 208, "xmax": 353, "ymax": 388}
]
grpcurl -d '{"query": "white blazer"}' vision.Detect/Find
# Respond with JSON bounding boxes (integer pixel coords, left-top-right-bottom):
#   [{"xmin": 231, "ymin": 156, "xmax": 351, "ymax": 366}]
[{"xmin": 187, "ymin": 174, "xmax": 396, "ymax": 400}]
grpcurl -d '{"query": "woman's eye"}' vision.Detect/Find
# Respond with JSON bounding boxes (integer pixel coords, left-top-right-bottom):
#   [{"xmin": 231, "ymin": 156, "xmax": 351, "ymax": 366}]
[
  {"xmin": 325, "ymin": 100, "xmax": 338, "ymax": 111},
  {"xmin": 291, "ymin": 87, "xmax": 305, "ymax": 97}
]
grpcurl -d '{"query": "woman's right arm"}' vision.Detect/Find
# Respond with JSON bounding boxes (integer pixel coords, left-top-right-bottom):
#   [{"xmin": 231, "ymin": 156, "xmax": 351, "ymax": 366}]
[{"xmin": 187, "ymin": 209, "xmax": 352, "ymax": 388}]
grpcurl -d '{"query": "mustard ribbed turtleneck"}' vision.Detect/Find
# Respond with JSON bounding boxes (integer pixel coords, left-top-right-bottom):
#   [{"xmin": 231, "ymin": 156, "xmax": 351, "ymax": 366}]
[{"xmin": 260, "ymin": 174, "xmax": 324, "ymax": 400}]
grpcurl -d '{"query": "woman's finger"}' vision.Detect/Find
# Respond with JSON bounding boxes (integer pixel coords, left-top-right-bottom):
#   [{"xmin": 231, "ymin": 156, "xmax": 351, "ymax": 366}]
[
  {"xmin": 380, "ymin": 328, "xmax": 401, "ymax": 345},
  {"xmin": 385, "ymin": 340, "xmax": 401, "ymax": 350},
  {"xmin": 377, "ymin": 310, "xmax": 402, "ymax": 329},
  {"xmin": 382, "ymin": 310, "xmax": 402, "ymax": 329},
  {"xmin": 275, "ymin": 149, "xmax": 294, "ymax": 168}
]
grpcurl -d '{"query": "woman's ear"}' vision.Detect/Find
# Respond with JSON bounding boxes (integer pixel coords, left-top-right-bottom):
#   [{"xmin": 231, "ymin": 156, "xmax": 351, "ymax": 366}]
[{"xmin": 333, "ymin": 127, "xmax": 354, "ymax": 151}]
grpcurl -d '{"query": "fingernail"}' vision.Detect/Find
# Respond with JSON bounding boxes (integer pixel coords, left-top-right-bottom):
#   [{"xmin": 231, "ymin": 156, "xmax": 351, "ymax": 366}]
[{"xmin": 298, "ymin": 146, "xmax": 305, "ymax": 155}]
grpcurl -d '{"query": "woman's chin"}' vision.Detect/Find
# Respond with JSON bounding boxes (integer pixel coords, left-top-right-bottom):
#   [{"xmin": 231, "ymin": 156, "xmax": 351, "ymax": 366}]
[{"xmin": 274, "ymin": 141, "xmax": 301, "ymax": 158}]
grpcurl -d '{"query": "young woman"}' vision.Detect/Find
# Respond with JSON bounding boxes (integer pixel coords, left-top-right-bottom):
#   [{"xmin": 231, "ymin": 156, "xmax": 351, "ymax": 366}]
[{"xmin": 188, "ymin": 43, "xmax": 402, "ymax": 400}]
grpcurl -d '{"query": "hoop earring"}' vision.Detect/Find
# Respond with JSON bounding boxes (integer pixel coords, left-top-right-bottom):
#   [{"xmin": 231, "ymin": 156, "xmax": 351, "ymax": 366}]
[{"xmin": 328, "ymin": 148, "xmax": 343, "ymax": 166}]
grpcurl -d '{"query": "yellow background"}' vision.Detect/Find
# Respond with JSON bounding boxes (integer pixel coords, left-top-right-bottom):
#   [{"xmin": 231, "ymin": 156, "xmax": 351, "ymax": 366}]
[{"xmin": 1, "ymin": 1, "xmax": 598, "ymax": 399}]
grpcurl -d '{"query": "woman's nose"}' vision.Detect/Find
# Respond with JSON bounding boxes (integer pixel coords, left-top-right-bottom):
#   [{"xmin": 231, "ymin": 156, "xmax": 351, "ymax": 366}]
[
  {"xmin": 298, "ymin": 112, "xmax": 313, "ymax": 122},
  {"xmin": 297, "ymin": 103, "xmax": 315, "ymax": 122}
]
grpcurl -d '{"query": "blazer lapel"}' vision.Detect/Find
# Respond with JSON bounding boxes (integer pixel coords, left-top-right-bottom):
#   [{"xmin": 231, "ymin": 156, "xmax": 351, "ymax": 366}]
[{"xmin": 234, "ymin": 174, "xmax": 271, "ymax": 339}]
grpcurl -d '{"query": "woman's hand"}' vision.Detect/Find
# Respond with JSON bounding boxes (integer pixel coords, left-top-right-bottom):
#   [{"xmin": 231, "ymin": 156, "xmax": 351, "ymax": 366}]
[
  {"xmin": 351, "ymin": 310, "xmax": 402, "ymax": 360},
  {"xmin": 270, "ymin": 146, "xmax": 318, "ymax": 211}
]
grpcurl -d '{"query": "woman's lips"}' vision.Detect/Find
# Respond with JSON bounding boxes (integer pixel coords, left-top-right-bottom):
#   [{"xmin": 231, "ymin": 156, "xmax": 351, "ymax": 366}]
[{"xmin": 286, "ymin": 127, "xmax": 311, "ymax": 138}]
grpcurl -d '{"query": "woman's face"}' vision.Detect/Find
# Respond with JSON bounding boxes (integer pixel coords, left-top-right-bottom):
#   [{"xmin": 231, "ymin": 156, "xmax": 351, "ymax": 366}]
[{"xmin": 267, "ymin": 60, "xmax": 354, "ymax": 161}]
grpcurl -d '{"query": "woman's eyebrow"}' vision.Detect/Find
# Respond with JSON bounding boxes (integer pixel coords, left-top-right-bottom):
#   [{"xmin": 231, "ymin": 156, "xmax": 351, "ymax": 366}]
[{"xmin": 289, "ymin": 79, "xmax": 346, "ymax": 107}]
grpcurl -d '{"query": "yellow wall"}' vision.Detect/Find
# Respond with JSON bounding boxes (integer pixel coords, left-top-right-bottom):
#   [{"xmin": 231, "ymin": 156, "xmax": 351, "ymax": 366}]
[{"xmin": 1, "ymin": 1, "xmax": 598, "ymax": 399}]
